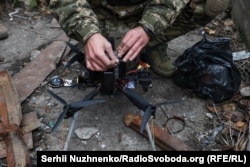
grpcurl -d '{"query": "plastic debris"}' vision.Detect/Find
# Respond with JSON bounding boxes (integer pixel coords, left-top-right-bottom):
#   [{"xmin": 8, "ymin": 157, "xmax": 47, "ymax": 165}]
[
  {"xmin": 40, "ymin": 123, "xmax": 51, "ymax": 132},
  {"xmin": 232, "ymin": 50, "xmax": 250, "ymax": 61},
  {"xmin": 174, "ymin": 35, "xmax": 241, "ymax": 103},
  {"xmin": 196, "ymin": 125, "xmax": 224, "ymax": 147},
  {"xmin": 48, "ymin": 121, "xmax": 54, "ymax": 128}
]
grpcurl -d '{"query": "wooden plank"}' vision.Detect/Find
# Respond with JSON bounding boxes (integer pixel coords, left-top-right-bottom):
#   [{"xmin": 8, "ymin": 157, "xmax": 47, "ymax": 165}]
[
  {"xmin": 21, "ymin": 112, "xmax": 40, "ymax": 134},
  {"xmin": 0, "ymin": 71, "xmax": 22, "ymax": 126},
  {"xmin": 0, "ymin": 123, "xmax": 20, "ymax": 134},
  {"xmin": 8, "ymin": 132, "xmax": 30, "ymax": 167},
  {"xmin": 13, "ymin": 32, "xmax": 69, "ymax": 103},
  {"xmin": 5, "ymin": 134, "xmax": 15, "ymax": 167},
  {"xmin": 0, "ymin": 70, "xmax": 30, "ymax": 166},
  {"xmin": 21, "ymin": 132, "xmax": 33, "ymax": 150}
]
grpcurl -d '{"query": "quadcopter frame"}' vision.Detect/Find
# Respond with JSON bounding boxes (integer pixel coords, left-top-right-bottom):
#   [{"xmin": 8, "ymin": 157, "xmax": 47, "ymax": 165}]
[{"xmin": 47, "ymin": 39, "xmax": 185, "ymax": 150}]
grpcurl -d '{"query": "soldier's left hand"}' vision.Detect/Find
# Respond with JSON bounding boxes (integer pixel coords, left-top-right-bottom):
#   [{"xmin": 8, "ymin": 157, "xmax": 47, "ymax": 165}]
[{"xmin": 117, "ymin": 26, "xmax": 150, "ymax": 62}]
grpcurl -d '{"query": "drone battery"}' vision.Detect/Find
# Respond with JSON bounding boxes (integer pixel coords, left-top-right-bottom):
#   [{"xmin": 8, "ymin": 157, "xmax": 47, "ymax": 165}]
[
  {"xmin": 101, "ymin": 71, "xmax": 114, "ymax": 95},
  {"xmin": 118, "ymin": 61, "xmax": 126, "ymax": 78}
]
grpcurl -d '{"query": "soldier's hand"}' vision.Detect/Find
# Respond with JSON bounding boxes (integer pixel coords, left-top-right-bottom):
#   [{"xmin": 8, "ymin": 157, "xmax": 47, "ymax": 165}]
[
  {"xmin": 117, "ymin": 26, "xmax": 150, "ymax": 62},
  {"xmin": 84, "ymin": 33, "xmax": 118, "ymax": 71}
]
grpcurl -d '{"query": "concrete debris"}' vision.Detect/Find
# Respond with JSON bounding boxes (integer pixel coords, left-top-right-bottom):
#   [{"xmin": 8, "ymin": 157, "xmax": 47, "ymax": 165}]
[
  {"xmin": 30, "ymin": 50, "xmax": 41, "ymax": 61},
  {"xmin": 205, "ymin": 113, "xmax": 213, "ymax": 119},
  {"xmin": 74, "ymin": 127, "xmax": 99, "ymax": 140}
]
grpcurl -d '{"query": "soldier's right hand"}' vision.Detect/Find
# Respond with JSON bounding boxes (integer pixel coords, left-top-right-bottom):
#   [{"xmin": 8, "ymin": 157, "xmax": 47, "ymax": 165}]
[{"xmin": 84, "ymin": 33, "xmax": 118, "ymax": 71}]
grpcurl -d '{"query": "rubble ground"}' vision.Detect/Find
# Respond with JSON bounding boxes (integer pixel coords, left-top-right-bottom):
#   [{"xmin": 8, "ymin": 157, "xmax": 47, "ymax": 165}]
[{"xmin": 0, "ymin": 3, "xmax": 249, "ymax": 166}]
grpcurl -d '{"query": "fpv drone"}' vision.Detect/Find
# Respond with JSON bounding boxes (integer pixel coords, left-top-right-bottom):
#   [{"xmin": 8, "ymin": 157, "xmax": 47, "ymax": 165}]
[{"xmin": 47, "ymin": 38, "xmax": 183, "ymax": 135}]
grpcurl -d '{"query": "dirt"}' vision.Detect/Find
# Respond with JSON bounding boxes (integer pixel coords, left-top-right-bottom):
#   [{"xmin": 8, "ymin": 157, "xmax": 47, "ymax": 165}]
[{"xmin": 0, "ymin": 4, "xmax": 249, "ymax": 167}]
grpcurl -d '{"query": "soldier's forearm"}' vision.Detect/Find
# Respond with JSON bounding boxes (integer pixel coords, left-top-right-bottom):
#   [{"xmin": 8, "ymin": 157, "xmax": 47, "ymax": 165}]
[{"xmin": 49, "ymin": 0, "xmax": 101, "ymax": 43}]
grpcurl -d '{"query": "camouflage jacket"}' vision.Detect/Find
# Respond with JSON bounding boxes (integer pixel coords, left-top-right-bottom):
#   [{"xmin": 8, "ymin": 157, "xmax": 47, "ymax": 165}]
[{"xmin": 49, "ymin": 0, "xmax": 209, "ymax": 43}]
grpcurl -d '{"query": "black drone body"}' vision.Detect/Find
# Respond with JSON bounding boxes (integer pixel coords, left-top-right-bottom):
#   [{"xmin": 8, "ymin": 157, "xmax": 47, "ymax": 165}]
[{"xmin": 47, "ymin": 39, "xmax": 172, "ymax": 133}]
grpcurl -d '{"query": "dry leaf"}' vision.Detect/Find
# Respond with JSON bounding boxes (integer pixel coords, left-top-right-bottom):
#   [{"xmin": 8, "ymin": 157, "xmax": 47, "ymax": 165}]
[
  {"xmin": 206, "ymin": 102, "xmax": 222, "ymax": 112},
  {"xmin": 222, "ymin": 103, "xmax": 236, "ymax": 112},
  {"xmin": 223, "ymin": 110, "xmax": 244, "ymax": 122},
  {"xmin": 204, "ymin": 27, "xmax": 216, "ymax": 35},
  {"xmin": 236, "ymin": 121, "xmax": 245, "ymax": 128},
  {"xmin": 224, "ymin": 20, "xmax": 234, "ymax": 26},
  {"xmin": 232, "ymin": 121, "xmax": 248, "ymax": 132}
]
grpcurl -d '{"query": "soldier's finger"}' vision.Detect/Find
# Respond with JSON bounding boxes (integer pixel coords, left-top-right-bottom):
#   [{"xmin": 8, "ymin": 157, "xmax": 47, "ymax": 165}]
[
  {"xmin": 123, "ymin": 46, "xmax": 141, "ymax": 62},
  {"xmin": 122, "ymin": 39, "xmax": 142, "ymax": 61},
  {"xmin": 92, "ymin": 61, "xmax": 107, "ymax": 71},
  {"xmin": 86, "ymin": 60, "xmax": 94, "ymax": 71},
  {"xmin": 87, "ymin": 54, "xmax": 106, "ymax": 71},
  {"xmin": 107, "ymin": 58, "xmax": 119, "ymax": 69},
  {"xmin": 117, "ymin": 36, "xmax": 134, "ymax": 57},
  {"xmin": 106, "ymin": 48, "xmax": 116, "ymax": 61}
]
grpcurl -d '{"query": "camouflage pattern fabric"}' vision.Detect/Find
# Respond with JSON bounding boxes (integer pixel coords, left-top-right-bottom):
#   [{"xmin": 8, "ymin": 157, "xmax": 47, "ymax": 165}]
[
  {"xmin": 49, "ymin": 0, "xmax": 215, "ymax": 46},
  {"xmin": 205, "ymin": 0, "xmax": 230, "ymax": 17}
]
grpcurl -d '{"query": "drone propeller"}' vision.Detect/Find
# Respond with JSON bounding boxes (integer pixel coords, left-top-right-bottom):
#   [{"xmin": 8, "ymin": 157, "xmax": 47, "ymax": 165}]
[
  {"xmin": 141, "ymin": 105, "xmax": 154, "ymax": 133},
  {"xmin": 119, "ymin": 88, "xmax": 185, "ymax": 133},
  {"xmin": 65, "ymin": 89, "xmax": 100, "ymax": 118},
  {"xmin": 118, "ymin": 88, "xmax": 153, "ymax": 133},
  {"xmin": 47, "ymin": 89, "xmax": 104, "ymax": 132},
  {"xmin": 47, "ymin": 88, "xmax": 67, "ymax": 105}
]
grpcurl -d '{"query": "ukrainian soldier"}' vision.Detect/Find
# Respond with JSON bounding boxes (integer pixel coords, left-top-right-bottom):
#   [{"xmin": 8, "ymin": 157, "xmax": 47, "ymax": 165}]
[{"xmin": 49, "ymin": 0, "xmax": 230, "ymax": 77}]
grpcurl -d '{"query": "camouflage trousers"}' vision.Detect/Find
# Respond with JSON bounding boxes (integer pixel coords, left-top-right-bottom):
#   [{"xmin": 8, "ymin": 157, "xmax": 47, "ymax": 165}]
[
  {"xmin": 97, "ymin": 17, "xmax": 205, "ymax": 77},
  {"xmin": 98, "ymin": 17, "xmax": 200, "ymax": 52},
  {"xmin": 97, "ymin": 18, "xmax": 197, "ymax": 59}
]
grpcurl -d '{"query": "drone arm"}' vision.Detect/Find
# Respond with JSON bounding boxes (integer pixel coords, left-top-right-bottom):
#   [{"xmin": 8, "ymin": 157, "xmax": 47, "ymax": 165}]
[
  {"xmin": 118, "ymin": 88, "xmax": 149, "ymax": 111},
  {"xmin": 65, "ymin": 89, "xmax": 101, "ymax": 118}
]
